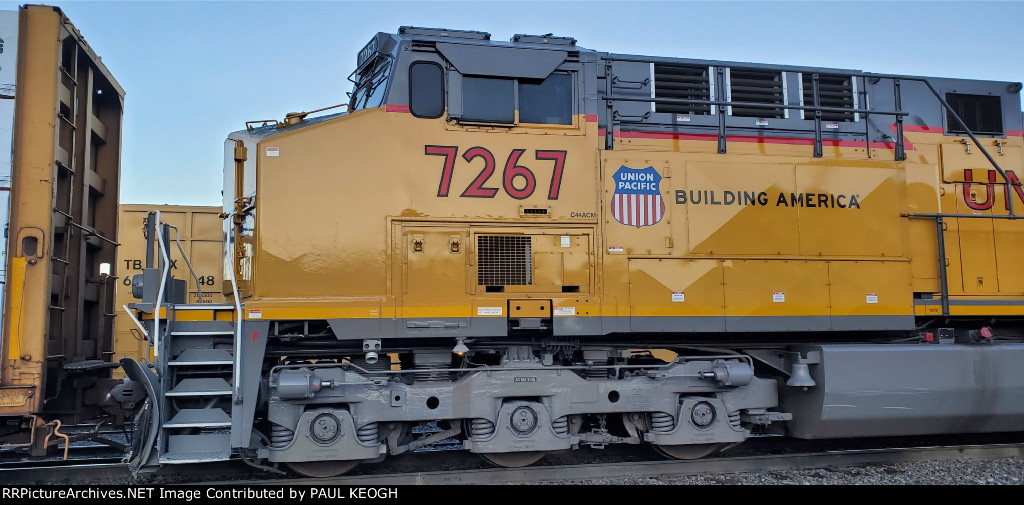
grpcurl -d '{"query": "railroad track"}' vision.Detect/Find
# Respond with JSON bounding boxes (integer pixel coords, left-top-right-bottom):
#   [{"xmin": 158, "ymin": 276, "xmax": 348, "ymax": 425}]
[
  {"xmin": 234, "ymin": 442, "xmax": 1024, "ymax": 485},
  {"xmin": 3, "ymin": 438, "xmax": 1023, "ymax": 485}
]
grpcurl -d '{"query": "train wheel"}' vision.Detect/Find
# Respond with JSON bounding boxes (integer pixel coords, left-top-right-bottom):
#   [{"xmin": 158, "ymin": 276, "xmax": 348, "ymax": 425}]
[
  {"xmin": 652, "ymin": 443, "xmax": 722, "ymax": 460},
  {"xmin": 285, "ymin": 459, "xmax": 360, "ymax": 478},
  {"xmin": 479, "ymin": 451, "xmax": 546, "ymax": 468}
]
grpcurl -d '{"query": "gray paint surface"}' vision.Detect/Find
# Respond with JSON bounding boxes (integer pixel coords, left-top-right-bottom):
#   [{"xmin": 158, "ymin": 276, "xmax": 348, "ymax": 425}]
[
  {"xmin": 436, "ymin": 42, "xmax": 565, "ymax": 79},
  {"xmin": 328, "ymin": 315, "xmax": 914, "ymax": 339},
  {"xmin": 231, "ymin": 319, "xmax": 270, "ymax": 448},
  {"xmin": 782, "ymin": 343, "xmax": 1024, "ymax": 439}
]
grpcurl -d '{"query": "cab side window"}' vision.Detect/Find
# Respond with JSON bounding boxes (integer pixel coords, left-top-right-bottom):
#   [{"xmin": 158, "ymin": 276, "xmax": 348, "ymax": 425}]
[
  {"xmin": 459, "ymin": 73, "xmax": 573, "ymax": 125},
  {"xmin": 409, "ymin": 62, "xmax": 445, "ymax": 119},
  {"xmin": 519, "ymin": 73, "xmax": 572, "ymax": 125},
  {"xmin": 462, "ymin": 76, "xmax": 515, "ymax": 123}
]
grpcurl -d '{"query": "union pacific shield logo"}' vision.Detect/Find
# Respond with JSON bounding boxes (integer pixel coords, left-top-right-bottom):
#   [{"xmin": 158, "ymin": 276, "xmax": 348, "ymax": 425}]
[{"xmin": 611, "ymin": 165, "xmax": 665, "ymax": 228}]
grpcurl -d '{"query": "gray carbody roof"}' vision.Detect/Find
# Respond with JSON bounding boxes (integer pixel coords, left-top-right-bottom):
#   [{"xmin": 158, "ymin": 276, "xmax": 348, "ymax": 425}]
[
  {"xmin": 232, "ymin": 28, "xmax": 1021, "ymax": 140},
  {"xmin": 392, "ymin": 28, "xmax": 1019, "ymax": 87}
]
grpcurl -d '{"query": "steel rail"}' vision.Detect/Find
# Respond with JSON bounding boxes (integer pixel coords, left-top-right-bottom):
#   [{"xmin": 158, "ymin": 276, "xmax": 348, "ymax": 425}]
[
  {"xmin": 0, "ymin": 458, "xmax": 124, "ymax": 472},
  {"xmin": 3, "ymin": 442, "xmax": 1022, "ymax": 484},
  {"xmin": 233, "ymin": 442, "xmax": 1024, "ymax": 486}
]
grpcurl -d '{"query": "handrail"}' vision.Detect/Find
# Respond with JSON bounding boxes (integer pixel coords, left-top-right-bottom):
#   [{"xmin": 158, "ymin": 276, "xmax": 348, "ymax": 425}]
[
  {"xmin": 602, "ymin": 92, "xmax": 909, "ymax": 161},
  {"xmin": 601, "ymin": 62, "xmax": 1014, "ymax": 175},
  {"xmin": 221, "ymin": 203, "xmax": 246, "ymax": 403},
  {"xmin": 228, "ymin": 236, "xmax": 243, "ymax": 404},
  {"xmin": 122, "ymin": 304, "xmax": 149, "ymax": 339},
  {"xmin": 600, "ymin": 94, "xmax": 907, "ymax": 119},
  {"xmin": 153, "ymin": 211, "xmax": 171, "ymax": 358},
  {"xmin": 915, "ymin": 78, "xmax": 1015, "ymax": 217},
  {"xmin": 164, "ymin": 223, "xmax": 203, "ymax": 303}
]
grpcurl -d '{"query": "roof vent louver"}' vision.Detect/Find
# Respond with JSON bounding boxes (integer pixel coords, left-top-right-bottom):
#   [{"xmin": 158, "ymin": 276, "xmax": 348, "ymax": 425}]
[
  {"xmin": 654, "ymin": 64, "xmax": 712, "ymax": 115},
  {"xmin": 729, "ymin": 69, "xmax": 785, "ymax": 119},
  {"xmin": 802, "ymin": 74, "xmax": 854, "ymax": 122}
]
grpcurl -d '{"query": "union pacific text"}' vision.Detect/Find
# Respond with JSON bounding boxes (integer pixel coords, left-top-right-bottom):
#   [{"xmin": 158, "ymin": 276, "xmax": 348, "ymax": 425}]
[
  {"xmin": 962, "ymin": 169, "xmax": 1024, "ymax": 211},
  {"xmin": 674, "ymin": 190, "xmax": 861, "ymax": 209}
]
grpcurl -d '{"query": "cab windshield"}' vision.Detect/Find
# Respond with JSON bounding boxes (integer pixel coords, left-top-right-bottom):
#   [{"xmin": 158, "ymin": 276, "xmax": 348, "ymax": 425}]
[{"xmin": 349, "ymin": 56, "xmax": 392, "ymax": 111}]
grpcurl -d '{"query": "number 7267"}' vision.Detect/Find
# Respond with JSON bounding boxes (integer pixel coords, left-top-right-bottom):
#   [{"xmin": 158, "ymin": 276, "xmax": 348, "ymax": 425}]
[{"xmin": 424, "ymin": 146, "xmax": 567, "ymax": 200}]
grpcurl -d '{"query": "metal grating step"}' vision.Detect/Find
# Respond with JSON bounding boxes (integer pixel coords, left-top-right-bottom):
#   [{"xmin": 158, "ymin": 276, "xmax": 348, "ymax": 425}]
[
  {"xmin": 169, "ymin": 348, "xmax": 234, "ymax": 366},
  {"xmin": 166, "ymin": 378, "xmax": 232, "ymax": 397},
  {"xmin": 164, "ymin": 408, "xmax": 232, "ymax": 429},
  {"xmin": 160, "ymin": 433, "xmax": 231, "ymax": 464}
]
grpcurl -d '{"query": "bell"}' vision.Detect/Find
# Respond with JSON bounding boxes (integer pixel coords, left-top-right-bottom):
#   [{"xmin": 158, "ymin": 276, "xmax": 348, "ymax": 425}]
[{"xmin": 786, "ymin": 363, "xmax": 816, "ymax": 387}]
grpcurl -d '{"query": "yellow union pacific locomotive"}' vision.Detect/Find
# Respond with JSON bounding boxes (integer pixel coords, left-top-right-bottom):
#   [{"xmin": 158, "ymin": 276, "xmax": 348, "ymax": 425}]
[{"xmin": 121, "ymin": 27, "xmax": 1024, "ymax": 476}]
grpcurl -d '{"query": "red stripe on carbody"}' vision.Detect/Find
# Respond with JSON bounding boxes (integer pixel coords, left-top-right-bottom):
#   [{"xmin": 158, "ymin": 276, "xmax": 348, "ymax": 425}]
[
  {"xmin": 888, "ymin": 124, "xmax": 916, "ymax": 151},
  {"xmin": 586, "ymin": 114, "xmax": 598, "ymax": 122},
  {"xmin": 901, "ymin": 125, "xmax": 943, "ymax": 133},
  {"xmin": 1009, "ymin": 130, "xmax": 1024, "ymax": 137},
  {"xmin": 384, "ymin": 104, "xmax": 410, "ymax": 113}
]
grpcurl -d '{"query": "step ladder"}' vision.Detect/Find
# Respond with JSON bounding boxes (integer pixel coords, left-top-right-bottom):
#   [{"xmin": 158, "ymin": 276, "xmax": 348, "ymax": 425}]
[{"xmin": 155, "ymin": 304, "xmax": 238, "ymax": 464}]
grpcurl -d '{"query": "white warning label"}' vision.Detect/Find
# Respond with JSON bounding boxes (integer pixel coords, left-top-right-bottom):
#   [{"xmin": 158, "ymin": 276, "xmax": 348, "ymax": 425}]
[
  {"xmin": 477, "ymin": 307, "xmax": 503, "ymax": 316},
  {"xmin": 772, "ymin": 292, "xmax": 785, "ymax": 303},
  {"xmin": 866, "ymin": 293, "xmax": 878, "ymax": 304},
  {"xmin": 672, "ymin": 292, "xmax": 685, "ymax": 302},
  {"xmin": 554, "ymin": 307, "xmax": 576, "ymax": 316}
]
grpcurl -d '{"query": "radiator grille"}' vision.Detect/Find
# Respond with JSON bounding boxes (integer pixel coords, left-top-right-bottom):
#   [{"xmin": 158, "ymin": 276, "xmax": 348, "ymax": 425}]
[
  {"xmin": 946, "ymin": 93, "xmax": 1003, "ymax": 135},
  {"xmin": 654, "ymin": 64, "xmax": 711, "ymax": 115},
  {"xmin": 729, "ymin": 69, "xmax": 784, "ymax": 118},
  {"xmin": 802, "ymin": 74, "xmax": 854, "ymax": 122},
  {"xmin": 477, "ymin": 235, "xmax": 532, "ymax": 286}
]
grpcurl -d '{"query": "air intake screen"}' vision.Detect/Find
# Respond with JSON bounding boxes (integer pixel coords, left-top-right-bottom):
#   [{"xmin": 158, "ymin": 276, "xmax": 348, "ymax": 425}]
[
  {"xmin": 802, "ymin": 74, "xmax": 854, "ymax": 122},
  {"xmin": 729, "ymin": 69, "xmax": 784, "ymax": 118},
  {"xmin": 654, "ymin": 64, "xmax": 711, "ymax": 115},
  {"xmin": 946, "ymin": 93, "xmax": 1003, "ymax": 136},
  {"xmin": 477, "ymin": 235, "xmax": 532, "ymax": 286}
]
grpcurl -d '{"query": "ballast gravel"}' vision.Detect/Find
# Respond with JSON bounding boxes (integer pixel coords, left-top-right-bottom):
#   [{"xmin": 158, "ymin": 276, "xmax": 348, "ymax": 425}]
[{"xmin": 546, "ymin": 456, "xmax": 1024, "ymax": 485}]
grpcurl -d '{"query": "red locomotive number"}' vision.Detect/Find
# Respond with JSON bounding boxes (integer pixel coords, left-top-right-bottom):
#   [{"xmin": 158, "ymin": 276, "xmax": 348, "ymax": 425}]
[
  {"xmin": 461, "ymin": 147, "xmax": 500, "ymax": 198},
  {"xmin": 425, "ymin": 146, "xmax": 567, "ymax": 200}
]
